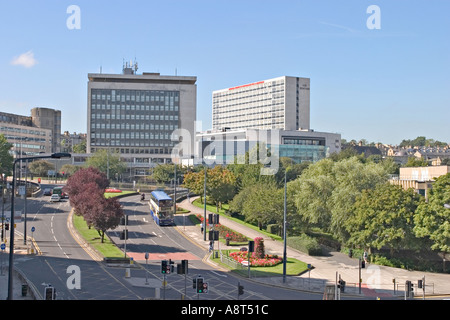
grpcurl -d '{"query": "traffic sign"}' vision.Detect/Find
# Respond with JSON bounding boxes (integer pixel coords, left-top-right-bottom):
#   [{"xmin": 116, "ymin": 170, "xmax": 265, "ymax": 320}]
[
  {"xmin": 1, "ymin": 243, "xmax": 5, "ymax": 250},
  {"xmin": 31, "ymin": 226, "xmax": 35, "ymax": 232}
]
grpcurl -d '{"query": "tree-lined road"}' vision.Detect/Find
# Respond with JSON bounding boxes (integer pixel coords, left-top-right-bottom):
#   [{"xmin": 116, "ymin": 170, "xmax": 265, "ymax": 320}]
[{"xmin": 11, "ymin": 190, "xmax": 322, "ymax": 300}]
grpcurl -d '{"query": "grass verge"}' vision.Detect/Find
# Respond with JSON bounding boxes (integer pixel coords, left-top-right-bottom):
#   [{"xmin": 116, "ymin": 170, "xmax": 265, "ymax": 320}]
[{"xmin": 72, "ymin": 212, "xmax": 124, "ymax": 258}]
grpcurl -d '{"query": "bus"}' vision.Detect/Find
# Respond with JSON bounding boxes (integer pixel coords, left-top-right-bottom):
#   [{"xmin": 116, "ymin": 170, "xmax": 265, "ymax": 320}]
[
  {"xmin": 149, "ymin": 190, "xmax": 174, "ymax": 226},
  {"xmin": 52, "ymin": 186, "xmax": 67, "ymax": 199}
]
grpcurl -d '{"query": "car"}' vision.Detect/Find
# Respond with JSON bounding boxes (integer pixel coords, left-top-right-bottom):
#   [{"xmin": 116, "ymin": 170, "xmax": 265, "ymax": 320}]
[
  {"xmin": 43, "ymin": 188, "xmax": 52, "ymax": 196},
  {"xmin": 50, "ymin": 194, "xmax": 61, "ymax": 202}
]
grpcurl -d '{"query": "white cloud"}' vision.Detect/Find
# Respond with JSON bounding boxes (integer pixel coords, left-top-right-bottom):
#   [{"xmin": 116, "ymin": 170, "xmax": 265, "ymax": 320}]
[{"xmin": 11, "ymin": 50, "xmax": 38, "ymax": 68}]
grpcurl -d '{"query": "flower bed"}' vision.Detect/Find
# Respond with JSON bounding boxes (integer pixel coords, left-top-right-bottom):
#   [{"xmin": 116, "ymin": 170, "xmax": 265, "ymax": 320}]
[{"xmin": 229, "ymin": 251, "xmax": 282, "ymax": 267}]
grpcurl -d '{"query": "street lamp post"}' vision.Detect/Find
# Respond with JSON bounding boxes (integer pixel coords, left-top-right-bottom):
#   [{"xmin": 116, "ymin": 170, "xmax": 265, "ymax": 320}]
[
  {"xmin": 7, "ymin": 152, "xmax": 71, "ymax": 300},
  {"xmin": 203, "ymin": 168, "xmax": 207, "ymax": 241},
  {"xmin": 283, "ymin": 170, "xmax": 287, "ymax": 283}
]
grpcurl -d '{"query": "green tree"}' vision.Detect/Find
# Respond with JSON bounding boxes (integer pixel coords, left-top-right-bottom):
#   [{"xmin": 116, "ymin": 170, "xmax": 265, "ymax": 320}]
[
  {"xmin": 73, "ymin": 140, "xmax": 86, "ymax": 153},
  {"xmin": 60, "ymin": 164, "xmax": 82, "ymax": 177},
  {"xmin": 239, "ymin": 179, "xmax": 282, "ymax": 229},
  {"xmin": 346, "ymin": 183, "xmax": 422, "ymax": 255},
  {"xmin": 404, "ymin": 157, "xmax": 428, "ymax": 167},
  {"xmin": 151, "ymin": 164, "xmax": 185, "ymax": 184},
  {"xmin": 207, "ymin": 165, "xmax": 237, "ymax": 211},
  {"xmin": 85, "ymin": 149, "xmax": 126, "ymax": 180},
  {"xmin": 289, "ymin": 156, "xmax": 391, "ymax": 241},
  {"xmin": 414, "ymin": 173, "xmax": 450, "ymax": 254},
  {"xmin": 183, "ymin": 169, "xmax": 206, "ymax": 203},
  {"xmin": 0, "ymin": 134, "xmax": 13, "ymax": 177},
  {"xmin": 28, "ymin": 160, "xmax": 55, "ymax": 177}
]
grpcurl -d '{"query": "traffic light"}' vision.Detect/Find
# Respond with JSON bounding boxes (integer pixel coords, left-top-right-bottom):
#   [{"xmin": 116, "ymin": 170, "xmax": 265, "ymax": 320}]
[
  {"xmin": 168, "ymin": 259, "xmax": 174, "ymax": 273},
  {"xmin": 44, "ymin": 286, "xmax": 55, "ymax": 300},
  {"xmin": 5, "ymin": 223, "xmax": 9, "ymax": 231},
  {"xmin": 161, "ymin": 260, "xmax": 168, "ymax": 274},
  {"xmin": 209, "ymin": 230, "xmax": 219, "ymax": 241},
  {"xmin": 405, "ymin": 280, "xmax": 411, "ymax": 297},
  {"xmin": 196, "ymin": 277, "xmax": 204, "ymax": 293},
  {"xmin": 338, "ymin": 279, "xmax": 346, "ymax": 292},
  {"xmin": 208, "ymin": 214, "xmax": 219, "ymax": 225},
  {"xmin": 120, "ymin": 230, "xmax": 128, "ymax": 240},
  {"xmin": 202, "ymin": 282, "xmax": 209, "ymax": 294},
  {"xmin": 120, "ymin": 215, "xmax": 128, "ymax": 225},
  {"xmin": 248, "ymin": 241, "xmax": 255, "ymax": 252},
  {"xmin": 177, "ymin": 260, "xmax": 188, "ymax": 274}
]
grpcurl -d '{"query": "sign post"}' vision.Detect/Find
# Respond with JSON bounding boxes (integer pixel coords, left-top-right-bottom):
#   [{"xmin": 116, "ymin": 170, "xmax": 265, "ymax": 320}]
[{"xmin": 1, "ymin": 243, "xmax": 5, "ymax": 276}]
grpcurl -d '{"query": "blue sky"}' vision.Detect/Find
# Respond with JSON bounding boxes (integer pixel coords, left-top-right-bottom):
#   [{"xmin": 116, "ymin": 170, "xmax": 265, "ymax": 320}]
[{"xmin": 0, "ymin": 0, "xmax": 449, "ymax": 145}]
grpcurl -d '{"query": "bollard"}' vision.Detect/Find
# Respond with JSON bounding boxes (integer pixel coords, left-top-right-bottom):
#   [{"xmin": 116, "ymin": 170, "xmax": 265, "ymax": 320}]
[
  {"xmin": 155, "ymin": 287, "xmax": 160, "ymax": 299},
  {"xmin": 125, "ymin": 268, "xmax": 131, "ymax": 278}
]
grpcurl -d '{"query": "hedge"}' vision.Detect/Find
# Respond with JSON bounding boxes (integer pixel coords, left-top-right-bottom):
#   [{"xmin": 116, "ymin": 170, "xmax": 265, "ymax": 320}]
[{"xmin": 287, "ymin": 234, "xmax": 323, "ymax": 256}]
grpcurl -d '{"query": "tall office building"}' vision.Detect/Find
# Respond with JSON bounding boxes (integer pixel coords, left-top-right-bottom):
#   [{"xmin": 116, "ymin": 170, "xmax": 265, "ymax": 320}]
[
  {"xmin": 212, "ymin": 76, "xmax": 310, "ymax": 131},
  {"xmin": 87, "ymin": 62, "xmax": 197, "ymax": 168},
  {"xmin": 196, "ymin": 75, "xmax": 340, "ymax": 165}
]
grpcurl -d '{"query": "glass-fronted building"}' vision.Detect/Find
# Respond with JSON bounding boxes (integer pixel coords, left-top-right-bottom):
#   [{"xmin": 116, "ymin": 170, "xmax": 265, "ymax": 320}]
[{"xmin": 195, "ymin": 128, "xmax": 340, "ymax": 165}]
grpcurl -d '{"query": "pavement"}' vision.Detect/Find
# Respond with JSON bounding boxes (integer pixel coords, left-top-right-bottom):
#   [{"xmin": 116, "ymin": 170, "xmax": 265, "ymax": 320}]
[
  {"xmin": 2, "ymin": 194, "xmax": 450, "ymax": 300},
  {"xmin": 0, "ymin": 232, "xmax": 37, "ymax": 300}
]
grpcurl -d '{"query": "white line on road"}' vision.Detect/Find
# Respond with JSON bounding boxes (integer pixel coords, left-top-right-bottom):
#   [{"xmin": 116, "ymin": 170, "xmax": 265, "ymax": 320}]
[{"xmin": 211, "ymin": 270, "xmax": 227, "ymax": 278}]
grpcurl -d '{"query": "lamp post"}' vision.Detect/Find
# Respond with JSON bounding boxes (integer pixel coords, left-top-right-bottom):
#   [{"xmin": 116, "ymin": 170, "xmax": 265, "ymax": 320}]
[
  {"xmin": 7, "ymin": 152, "xmax": 71, "ymax": 300},
  {"xmin": 283, "ymin": 170, "xmax": 287, "ymax": 283},
  {"xmin": 203, "ymin": 168, "xmax": 207, "ymax": 241}
]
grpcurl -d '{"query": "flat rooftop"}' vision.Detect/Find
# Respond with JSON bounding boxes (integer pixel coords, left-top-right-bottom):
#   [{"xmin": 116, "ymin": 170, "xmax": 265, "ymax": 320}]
[{"xmin": 88, "ymin": 73, "xmax": 197, "ymax": 85}]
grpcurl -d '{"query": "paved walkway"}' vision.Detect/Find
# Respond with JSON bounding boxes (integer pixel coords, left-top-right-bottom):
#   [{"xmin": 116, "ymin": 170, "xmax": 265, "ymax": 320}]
[{"xmin": 176, "ymin": 197, "xmax": 450, "ymax": 299}]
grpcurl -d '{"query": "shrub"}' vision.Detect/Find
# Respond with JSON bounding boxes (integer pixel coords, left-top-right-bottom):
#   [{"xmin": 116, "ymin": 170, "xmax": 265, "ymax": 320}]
[
  {"xmin": 287, "ymin": 234, "xmax": 323, "ymax": 256},
  {"xmin": 254, "ymin": 237, "xmax": 265, "ymax": 259},
  {"xmin": 266, "ymin": 224, "xmax": 280, "ymax": 236}
]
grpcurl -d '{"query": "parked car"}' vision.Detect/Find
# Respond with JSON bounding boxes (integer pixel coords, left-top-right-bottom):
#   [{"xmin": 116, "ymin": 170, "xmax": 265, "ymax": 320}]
[
  {"xmin": 50, "ymin": 194, "xmax": 61, "ymax": 202},
  {"xmin": 43, "ymin": 188, "xmax": 52, "ymax": 196}
]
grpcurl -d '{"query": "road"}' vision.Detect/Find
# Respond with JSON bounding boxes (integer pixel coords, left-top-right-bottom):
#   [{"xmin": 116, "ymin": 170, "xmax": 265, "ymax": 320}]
[{"xmin": 12, "ymin": 188, "xmax": 323, "ymax": 300}]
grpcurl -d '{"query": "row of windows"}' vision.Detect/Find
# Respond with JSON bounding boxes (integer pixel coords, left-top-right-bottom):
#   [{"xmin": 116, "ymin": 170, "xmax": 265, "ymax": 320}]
[
  {"xmin": 91, "ymin": 89, "xmax": 179, "ymax": 104},
  {"xmin": 213, "ymin": 80, "xmax": 285, "ymax": 99},
  {"xmin": 12, "ymin": 143, "xmax": 47, "ymax": 150},
  {"xmin": 0, "ymin": 126, "xmax": 49, "ymax": 136},
  {"xmin": 91, "ymin": 132, "xmax": 175, "ymax": 140},
  {"xmin": 91, "ymin": 147, "xmax": 173, "ymax": 155},
  {"xmin": 90, "ymin": 123, "xmax": 178, "ymax": 131},
  {"xmin": 91, "ymin": 104, "xmax": 179, "ymax": 112},
  {"xmin": 213, "ymin": 96, "xmax": 285, "ymax": 109},
  {"xmin": 213, "ymin": 89, "xmax": 285, "ymax": 105},
  {"xmin": 283, "ymin": 138, "xmax": 325, "ymax": 146},
  {"xmin": 91, "ymin": 113, "xmax": 179, "ymax": 121}
]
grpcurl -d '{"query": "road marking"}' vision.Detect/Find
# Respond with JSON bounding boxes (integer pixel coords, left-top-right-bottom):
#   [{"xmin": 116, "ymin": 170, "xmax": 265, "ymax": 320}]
[{"xmin": 211, "ymin": 270, "xmax": 227, "ymax": 278}]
